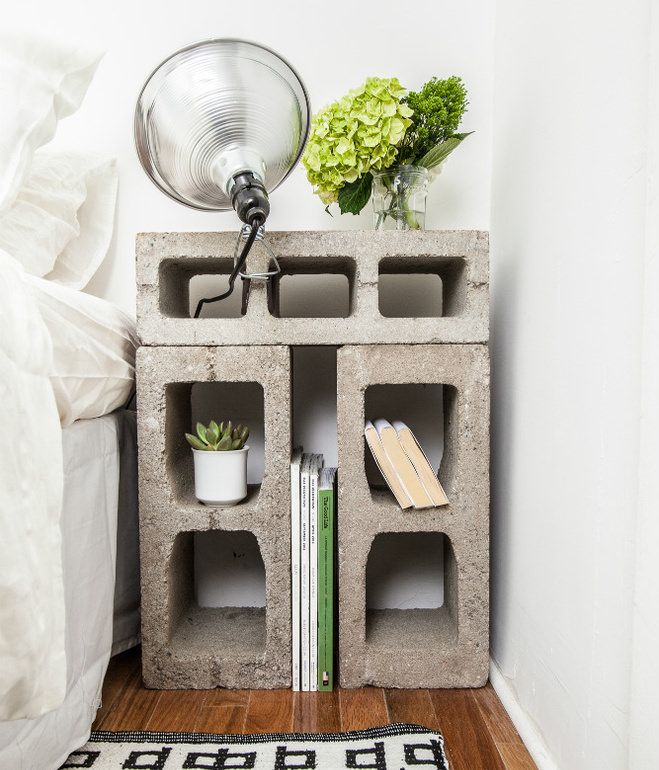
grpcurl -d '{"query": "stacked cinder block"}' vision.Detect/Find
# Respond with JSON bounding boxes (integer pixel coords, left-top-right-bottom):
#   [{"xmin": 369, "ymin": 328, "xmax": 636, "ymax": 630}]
[
  {"xmin": 336, "ymin": 344, "xmax": 490, "ymax": 687},
  {"xmin": 136, "ymin": 230, "xmax": 489, "ymax": 346},
  {"xmin": 136, "ymin": 230, "xmax": 489, "ymax": 690},
  {"xmin": 136, "ymin": 345, "xmax": 292, "ymax": 689}
]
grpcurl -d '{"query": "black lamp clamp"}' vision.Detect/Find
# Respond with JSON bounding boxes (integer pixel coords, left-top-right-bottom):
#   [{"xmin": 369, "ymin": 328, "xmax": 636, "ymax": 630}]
[
  {"xmin": 193, "ymin": 222, "xmax": 281, "ymax": 319},
  {"xmin": 235, "ymin": 223, "xmax": 282, "ymax": 316}
]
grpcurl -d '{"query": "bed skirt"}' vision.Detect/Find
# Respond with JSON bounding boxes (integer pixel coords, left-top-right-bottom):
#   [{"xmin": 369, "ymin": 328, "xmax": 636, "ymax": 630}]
[{"xmin": 0, "ymin": 409, "xmax": 139, "ymax": 770}]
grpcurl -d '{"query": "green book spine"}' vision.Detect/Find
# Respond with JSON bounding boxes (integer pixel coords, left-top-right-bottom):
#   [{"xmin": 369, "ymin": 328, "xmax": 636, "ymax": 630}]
[{"xmin": 317, "ymin": 468, "xmax": 336, "ymax": 691}]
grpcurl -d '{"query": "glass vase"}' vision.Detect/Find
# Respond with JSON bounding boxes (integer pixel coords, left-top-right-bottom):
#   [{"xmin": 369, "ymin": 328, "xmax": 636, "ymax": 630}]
[{"xmin": 372, "ymin": 165, "xmax": 429, "ymax": 230}]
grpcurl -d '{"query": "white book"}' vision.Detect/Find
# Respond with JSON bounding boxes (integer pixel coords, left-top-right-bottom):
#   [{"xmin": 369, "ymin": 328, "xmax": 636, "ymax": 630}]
[
  {"xmin": 299, "ymin": 453, "xmax": 312, "ymax": 691},
  {"xmin": 289, "ymin": 447, "xmax": 303, "ymax": 692},
  {"xmin": 308, "ymin": 453, "xmax": 323, "ymax": 692}
]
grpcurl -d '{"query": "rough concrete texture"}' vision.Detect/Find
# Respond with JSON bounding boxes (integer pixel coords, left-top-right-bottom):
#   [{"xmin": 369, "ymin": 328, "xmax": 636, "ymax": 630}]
[
  {"xmin": 136, "ymin": 230, "xmax": 490, "ymax": 690},
  {"xmin": 136, "ymin": 230, "xmax": 489, "ymax": 346},
  {"xmin": 336, "ymin": 344, "xmax": 490, "ymax": 688},
  {"xmin": 136, "ymin": 345, "xmax": 293, "ymax": 689}
]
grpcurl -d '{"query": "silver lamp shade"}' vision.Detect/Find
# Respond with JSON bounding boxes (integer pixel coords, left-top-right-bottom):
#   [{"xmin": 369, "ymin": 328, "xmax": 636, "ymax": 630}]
[{"xmin": 134, "ymin": 38, "xmax": 310, "ymax": 224}]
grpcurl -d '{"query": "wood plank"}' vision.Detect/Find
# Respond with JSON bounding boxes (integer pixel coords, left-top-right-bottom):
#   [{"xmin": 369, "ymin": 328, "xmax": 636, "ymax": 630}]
[
  {"xmin": 243, "ymin": 689, "xmax": 294, "ymax": 733},
  {"xmin": 188, "ymin": 688, "xmax": 249, "ymax": 735},
  {"xmin": 95, "ymin": 666, "xmax": 160, "ymax": 731},
  {"xmin": 195, "ymin": 705, "xmax": 247, "ymax": 734},
  {"xmin": 471, "ymin": 684, "xmax": 537, "ymax": 768},
  {"xmin": 145, "ymin": 690, "xmax": 205, "ymax": 732},
  {"xmin": 429, "ymin": 689, "xmax": 506, "ymax": 770},
  {"xmin": 92, "ymin": 648, "xmax": 141, "ymax": 729},
  {"xmin": 293, "ymin": 690, "xmax": 341, "ymax": 733},
  {"xmin": 385, "ymin": 689, "xmax": 441, "ymax": 730},
  {"xmin": 497, "ymin": 743, "xmax": 538, "ymax": 770},
  {"xmin": 473, "ymin": 683, "xmax": 525, "ymax": 745},
  {"xmin": 338, "ymin": 687, "xmax": 388, "ymax": 731},
  {"xmin": 202, "ymin": 688, "xmax": 250, "ymax": 707}
]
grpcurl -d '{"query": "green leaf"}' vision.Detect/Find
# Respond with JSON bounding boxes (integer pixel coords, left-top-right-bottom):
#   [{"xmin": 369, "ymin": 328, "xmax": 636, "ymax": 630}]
[
  {"xmin": 416, "ymin": 132, "xmax": 473, "ymax": 169},
  {"xmin": 195, "ymin": 422, "xmax": 208, "ymax": 444},
  {"xmin": 185, "ymin": 433, "xmax": 208, "ymax": 450},
  {"xmin": 217, "ymin": 434, "xmax": 233, "ymax": 451},
  {"xmin": 206, "ymin": 420, "xmax": 220, "ymax": 445},
  {"xmin": 338, "ymin": 173, "xmax": 374, "ymax": 215}
]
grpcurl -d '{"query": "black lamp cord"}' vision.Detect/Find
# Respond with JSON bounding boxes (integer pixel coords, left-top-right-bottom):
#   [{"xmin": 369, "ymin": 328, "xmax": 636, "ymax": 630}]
[{"xmin": 193, "ymin": 214, "xmax": 264, "ymax": 318}]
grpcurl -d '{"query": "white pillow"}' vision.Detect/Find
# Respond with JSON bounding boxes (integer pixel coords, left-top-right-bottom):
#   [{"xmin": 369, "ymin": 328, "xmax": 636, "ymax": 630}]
[
  {"xmin": 23, "ymin": 275, "xmax": 138, "ymax": 427},
  {"xmin": 0, "ymin": 32, "xmax": 102, "ymax": 214},
  {"xmin": 0, "ymin": 151, "xmax": 118, "ymax": 287}
]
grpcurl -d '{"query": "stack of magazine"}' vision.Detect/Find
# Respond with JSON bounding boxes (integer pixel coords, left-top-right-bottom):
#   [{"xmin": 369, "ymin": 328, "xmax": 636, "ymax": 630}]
[{"xmin": 290, "ymin": 449, "xmax": 337, "ymax": 692}]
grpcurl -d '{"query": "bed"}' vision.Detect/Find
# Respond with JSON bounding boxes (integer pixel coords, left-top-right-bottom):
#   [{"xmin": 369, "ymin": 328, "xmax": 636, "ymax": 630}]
[{"xmin": 0, "ymin": 33, "xmax": 140, "ymax": 769}]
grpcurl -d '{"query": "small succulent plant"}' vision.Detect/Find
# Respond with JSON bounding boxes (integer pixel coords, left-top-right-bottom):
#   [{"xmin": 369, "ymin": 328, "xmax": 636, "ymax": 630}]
[{"xmin": 185, "ymin": 420, "xmax": 249, "ymax": 451}]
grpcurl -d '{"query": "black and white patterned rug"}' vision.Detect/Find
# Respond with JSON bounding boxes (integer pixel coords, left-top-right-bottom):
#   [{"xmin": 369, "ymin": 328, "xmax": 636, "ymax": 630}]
[{"xmin": 59, "ymin": 723, "xmax": 448, "ymax": 768}]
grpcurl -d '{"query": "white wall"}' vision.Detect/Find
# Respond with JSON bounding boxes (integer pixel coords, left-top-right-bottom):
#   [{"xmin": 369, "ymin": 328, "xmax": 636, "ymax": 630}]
[
  {"xmin": 628, "ymin": 5, "xmax": 659, "ymax": 766},
  {"xmin": 491, "ymin": 0, "xmax": 657, "ymax": 767},
  {"xmin": 11, "ymin": 0, "xmax": 659, "ymax": 766},
  {"xmin": 11, "ymin": 0, "xmax": 494, "ymax": 315}
]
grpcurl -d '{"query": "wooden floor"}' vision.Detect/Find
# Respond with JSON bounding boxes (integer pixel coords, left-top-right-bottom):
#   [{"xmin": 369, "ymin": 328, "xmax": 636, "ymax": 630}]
[{"xmin": 93, "ymin": 646, "xmax": 536, "ymax": 770}]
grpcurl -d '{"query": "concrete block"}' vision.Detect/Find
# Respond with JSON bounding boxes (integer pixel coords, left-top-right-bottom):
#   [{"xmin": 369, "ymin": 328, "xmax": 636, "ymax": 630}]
[
  {"xmin": 136, "ymin": 345, "xmax": 292, "ymax": 689},
  {"xmin": 135, "ymin": 229, "xmax": 490, "ymax": 691},
  {"xmin": 336, "ymin": 344, "xmax": 490, "ymax": 688},
  {"xmin": 136, "ymin": 230, "xmax": 489, "ymax": 346}
]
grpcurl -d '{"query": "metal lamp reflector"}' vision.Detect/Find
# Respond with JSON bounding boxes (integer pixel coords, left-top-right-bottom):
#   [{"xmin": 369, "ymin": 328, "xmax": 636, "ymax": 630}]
[{"xmin": 134, "ymin": 38, "xmax": 311, "ymax": 224}]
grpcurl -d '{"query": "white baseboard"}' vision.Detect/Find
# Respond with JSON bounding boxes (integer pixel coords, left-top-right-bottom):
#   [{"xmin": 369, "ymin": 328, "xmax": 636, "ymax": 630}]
[{"xmin": 488, "ymin": 658, "xmax": 560, "ymax": 770}]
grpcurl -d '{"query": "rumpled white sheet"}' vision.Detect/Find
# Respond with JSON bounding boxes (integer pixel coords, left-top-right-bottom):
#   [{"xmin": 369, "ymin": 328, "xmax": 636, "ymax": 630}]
[{"xmin": 0, "ymin": 250, "xmax": 65, "ymax": 720}]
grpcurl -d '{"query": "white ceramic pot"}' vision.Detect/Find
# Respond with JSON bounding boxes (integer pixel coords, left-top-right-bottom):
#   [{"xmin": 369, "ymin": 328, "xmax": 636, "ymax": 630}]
[{"xmin": 192, "ymin": 446, "xmax": 249, "ymax": 506}]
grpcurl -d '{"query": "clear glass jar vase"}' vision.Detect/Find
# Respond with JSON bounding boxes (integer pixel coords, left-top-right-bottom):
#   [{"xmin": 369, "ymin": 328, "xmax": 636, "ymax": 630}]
[{"xmin": 372, "ymin": 165, "xmax": 429, "ymax": 230}]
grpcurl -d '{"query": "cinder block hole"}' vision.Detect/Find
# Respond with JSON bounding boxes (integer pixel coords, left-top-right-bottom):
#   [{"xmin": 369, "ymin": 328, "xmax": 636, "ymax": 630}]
[
  {"xmin": 364, "ymin": 383, "xmax": 458, "ymax": 499},
  {"xmin": 165, "ymin": 380, "xmax": 265, "ymax": 503},
  {"xmin": 367, "ymin": 532, "xmax": 444, "ymax": 609},
  {"xmin": 194, "ymin": 530, "xmax": 266, "ymax": 608},
  {"xmin": 188, "ymin": 274, "xmax": 244, "ymax": 318},
  {"xmin": 365, "ymin": 532, "xmax": 458, "ymax": 650},
  {"xmin": 379, "ymin": 273, "xmax": 443, "ymax": 317},
  {"xmin": 292, "ymin": 347, "xmax": 338, "ymax": 465},
  {"xmin": 378, "ymin": 256, "xmax": 466, "ymax": 317},
  {"xmin": 269, "ymin": 257, "xmax": 356, "ymax": 318},
  {"xmin": 159, "ymin": 257, "xmax": 243, "ymax": 319},
  {"xmin": 167, "ymin": 530, "xmax": 267, "ymax": 655}
]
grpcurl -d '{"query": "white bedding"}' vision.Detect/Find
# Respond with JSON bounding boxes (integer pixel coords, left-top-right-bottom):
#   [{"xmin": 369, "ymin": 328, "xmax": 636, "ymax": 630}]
[
  {"xmin": 0, "ymin": 256, "xmax": 137, "ymax": 723},
  {"xmin": 24, "ymin": 274, "xmax": 138, "ymax": 427},
  {"xmin": 0, "ymin": 30, "xmax": 138, "ymax": 728},
  {"xmin": 0, "ymin": 410, "xmax": 139, "ymax": 770},
  {"xmin": 0, "ymin": 253, "xmax": 65, "ymax": 722}
]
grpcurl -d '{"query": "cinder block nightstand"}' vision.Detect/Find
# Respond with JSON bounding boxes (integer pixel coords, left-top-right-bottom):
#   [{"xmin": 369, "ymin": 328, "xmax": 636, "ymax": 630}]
[{"xmin": 135, "ymin": 230, "xmax": 490, "ymax": 690}]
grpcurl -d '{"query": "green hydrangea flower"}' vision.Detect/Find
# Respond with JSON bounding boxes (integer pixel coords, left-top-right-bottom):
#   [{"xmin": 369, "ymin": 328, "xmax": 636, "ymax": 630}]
[{"xmin": 302, "ymin": 77, "xmax": 413, "ymax": 206}]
